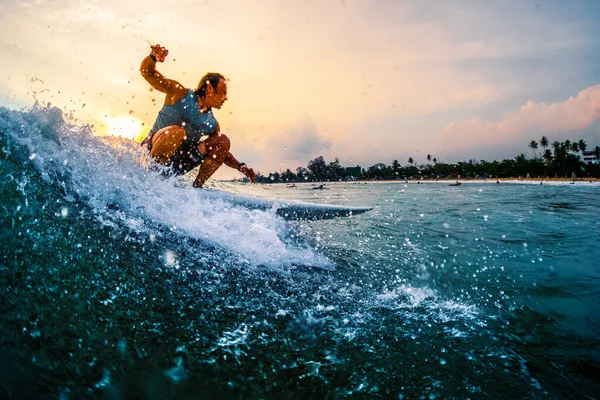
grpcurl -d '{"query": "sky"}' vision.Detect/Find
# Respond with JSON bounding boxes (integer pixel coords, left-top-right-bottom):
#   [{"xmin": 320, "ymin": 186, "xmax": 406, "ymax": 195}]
[{"xmin": 1, "ymin": 0, "xmax": 599, "ymax": 178}]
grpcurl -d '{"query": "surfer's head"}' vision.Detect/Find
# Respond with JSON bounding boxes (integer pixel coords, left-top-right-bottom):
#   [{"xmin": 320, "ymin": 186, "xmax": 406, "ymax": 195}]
[{"xmin": 196, "ymin": 73, "xmax": 228, "ymax": 109}]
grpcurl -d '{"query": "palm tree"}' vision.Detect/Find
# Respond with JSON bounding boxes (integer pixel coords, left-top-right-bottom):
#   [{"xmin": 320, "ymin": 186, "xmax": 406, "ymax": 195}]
[
  {"xmin": 569, "ymin": 142, "xmax": 579, "ymax": 159},
  {"xmin": 408, "ymin": 157, "xmax": 414, "ymax": 165},
  {"xmin": 552, "ymin": 141, "xmax": 566, "ymax": 167},
  {"xmin": 543, "ymin": 149, "xmax": 553, "ymax": 164},
  {"xmin": 563, "ymin": 140, "xmax": 572, "ymax": 153},
  {"xmin": 392, "ymin": 159, "xmax": 400, "ymax": 174},
  {"xmin": 540, "ymin": 136, "xmax": 549, "ymax": 152},
  {"xmin": 552, "ymin": 141, "xmax": 561, "ymax": 154},
  {"xmin": 578, "ymin": 139, "xmax": 587, "ymax": 153},
  {"xmin": 433, "ymin": 157, "xmax": 437, "ymax": 163},
  {"xmin": 528, "ymin": 140, "xmax": 539, "ymax": 159},
  {"xmin": 595, "ymin": 146, "xmax": 600, "ymax": 160},
  {"xmin": 426, "ymin": 154, "xmax": 432, "ymax": 163}
]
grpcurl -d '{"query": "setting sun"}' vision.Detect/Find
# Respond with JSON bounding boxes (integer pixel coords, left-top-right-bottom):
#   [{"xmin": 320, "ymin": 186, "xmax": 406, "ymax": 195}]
[{"xmin": 105, "ymin": 116, "xmax": 145, "ymax": 141}]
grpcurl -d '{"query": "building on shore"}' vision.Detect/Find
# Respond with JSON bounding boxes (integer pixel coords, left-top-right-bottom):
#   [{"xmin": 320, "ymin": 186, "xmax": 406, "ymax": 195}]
[{"xmin": 583, "ymin": 150, "xmax": 599, "ymax": 163}]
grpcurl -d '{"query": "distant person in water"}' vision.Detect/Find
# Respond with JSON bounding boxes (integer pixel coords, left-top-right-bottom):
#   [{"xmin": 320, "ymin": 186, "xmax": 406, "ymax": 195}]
[{"xmin": 139, "ymin": 44, "xmax": 256, "ymax": 188}]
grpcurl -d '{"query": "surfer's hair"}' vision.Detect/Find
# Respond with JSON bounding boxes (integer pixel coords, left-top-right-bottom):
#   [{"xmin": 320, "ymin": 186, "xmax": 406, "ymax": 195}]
[{"xmin": 196, "ymin": 73, "xmax": 225, "ymax": 98}]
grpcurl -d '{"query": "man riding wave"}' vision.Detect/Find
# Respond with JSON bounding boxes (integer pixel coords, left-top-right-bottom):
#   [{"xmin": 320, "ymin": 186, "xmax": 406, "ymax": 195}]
[{"xmin": 140, "ymin": 44, "xmax": 256, "ymax": 187}]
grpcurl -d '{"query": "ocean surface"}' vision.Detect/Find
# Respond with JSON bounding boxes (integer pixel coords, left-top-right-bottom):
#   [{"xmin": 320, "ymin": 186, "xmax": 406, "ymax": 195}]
[{"xmin": 1, "ymin": 104, "xmax": 600, "ymax": 399}]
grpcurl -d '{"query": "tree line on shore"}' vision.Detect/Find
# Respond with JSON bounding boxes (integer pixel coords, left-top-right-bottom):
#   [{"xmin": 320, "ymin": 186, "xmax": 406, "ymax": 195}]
[{"xmin": 254, "ymin": 136, "xmax": 600, "ymax": 183}]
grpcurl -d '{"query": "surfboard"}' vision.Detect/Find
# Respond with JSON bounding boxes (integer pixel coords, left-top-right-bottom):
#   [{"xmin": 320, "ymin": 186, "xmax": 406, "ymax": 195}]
[{"xmin": 199, "ymin": 190, "xmax": 372, "ymax": 220}]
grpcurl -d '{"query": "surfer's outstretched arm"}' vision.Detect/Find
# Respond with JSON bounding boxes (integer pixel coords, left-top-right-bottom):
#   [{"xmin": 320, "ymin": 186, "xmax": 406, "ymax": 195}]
[
  {"xmin": 224, "ymin": 153, "xmax": 256, "ymax": 183},
  {"xmin": 140, "ymin": 44, "xmax": 187, "ymax": 104},
  {"xmin": 192, "ymin": 149, "xmax": 255, "ymax": 188}
]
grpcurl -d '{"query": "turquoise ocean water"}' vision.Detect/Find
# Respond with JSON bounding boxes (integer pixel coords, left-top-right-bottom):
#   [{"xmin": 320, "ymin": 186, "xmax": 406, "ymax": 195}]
[{"xmin": 1, "ymin": 104, "xmax": 599, "ymax": 399}]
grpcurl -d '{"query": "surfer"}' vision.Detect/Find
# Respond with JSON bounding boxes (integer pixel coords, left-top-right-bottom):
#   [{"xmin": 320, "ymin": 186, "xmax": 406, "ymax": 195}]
[{"xmin": 139, "ymin": 44, "xmax": 256, "ymax": 188}]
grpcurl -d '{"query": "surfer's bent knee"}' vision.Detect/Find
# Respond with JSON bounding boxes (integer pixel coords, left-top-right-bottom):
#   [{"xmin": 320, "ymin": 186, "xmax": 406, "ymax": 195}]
[
  {"xmin": 200, "ymin": 133, "xmax": 230, "ymax": 157},
  {"xmin": 217, "ymin": 134, "xmax": 231, "ymax": 153},
  {"xmin": 149, "ymin": 125, "xmax": 186, "ymax": 161}
]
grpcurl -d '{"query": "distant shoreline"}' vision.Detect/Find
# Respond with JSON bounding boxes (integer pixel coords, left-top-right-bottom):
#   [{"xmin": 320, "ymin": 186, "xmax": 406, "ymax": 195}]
[
  {"xmin": 272, "ymin": 177, "xmax": 600, "ymax": 185},
  {"xmin": 376, "ymin": 177, "xmax": 600, "ymax": 183},
  {"xmin": 353, "ymin": 177, "xmax": 600, "ymax": 183}
]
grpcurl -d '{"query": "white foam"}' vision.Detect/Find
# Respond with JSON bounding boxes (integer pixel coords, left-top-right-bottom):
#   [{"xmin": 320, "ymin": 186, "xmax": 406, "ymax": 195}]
[{"xmin": 1, "ymin": 104, "xmax": 330, "ymax": 268}]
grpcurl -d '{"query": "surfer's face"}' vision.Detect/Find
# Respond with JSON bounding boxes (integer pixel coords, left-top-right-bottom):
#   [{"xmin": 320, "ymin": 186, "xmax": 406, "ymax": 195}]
[{"xmin": 206, "ymin": 79, "xmax": 228, "ymax": 109}]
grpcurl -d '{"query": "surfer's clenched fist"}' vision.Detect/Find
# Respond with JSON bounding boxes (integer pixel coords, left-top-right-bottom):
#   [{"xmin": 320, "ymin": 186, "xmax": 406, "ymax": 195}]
[{"xmin": 150, "ymin": 44, "xmax": 169, "ymax": 62}]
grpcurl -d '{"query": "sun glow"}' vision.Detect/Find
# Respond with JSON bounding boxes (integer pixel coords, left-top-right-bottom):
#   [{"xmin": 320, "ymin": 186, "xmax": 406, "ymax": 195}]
[{"xmin": 105, "ymin": 117, "xmax": 145, "ymax": 140}]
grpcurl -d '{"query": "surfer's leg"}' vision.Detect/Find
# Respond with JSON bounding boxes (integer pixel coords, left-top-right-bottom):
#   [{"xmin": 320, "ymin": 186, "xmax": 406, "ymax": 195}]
[
  {"xmin": 149, "ymin": 125, "xmax": 186, "ymax": 163},
  {"xmin": 193, "ymin": 133, "xmax": 231, "ymax": 188}
]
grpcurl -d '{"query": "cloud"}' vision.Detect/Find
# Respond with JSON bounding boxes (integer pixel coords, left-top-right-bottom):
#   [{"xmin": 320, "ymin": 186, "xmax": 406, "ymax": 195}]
[
  {"xmin": 269, "ymin": 115, "xmax": 332, "ymax": 161},
  {"xmin": 436, "ymin": 85, "xmax": 600, "ymax": 153}
]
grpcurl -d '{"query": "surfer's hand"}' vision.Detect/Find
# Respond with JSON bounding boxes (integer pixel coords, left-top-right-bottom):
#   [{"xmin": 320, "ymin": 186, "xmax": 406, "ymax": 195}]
[
  {"xmin": 240, "ymin": 165, "xmax": 256, "ymax": 183},
  {"xmin": 150, "ymin": 44, "xmax": 169, "ymax": 62}
]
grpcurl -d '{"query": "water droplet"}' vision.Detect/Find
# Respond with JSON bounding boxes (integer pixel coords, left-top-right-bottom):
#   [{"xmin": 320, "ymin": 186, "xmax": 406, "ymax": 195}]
[
  {"xmin": 117, "ymin": 338, "xmax": 127, "ymax": 354},
  {"xmin": 164, "ymin": 250, "xmax": 177, "ymax": 267}
]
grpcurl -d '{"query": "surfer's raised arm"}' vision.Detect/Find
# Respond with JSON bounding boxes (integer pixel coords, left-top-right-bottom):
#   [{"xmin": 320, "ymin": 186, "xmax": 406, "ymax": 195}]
[{"xmin": 139, "ymin": 44, "xmax": 187, "ymax": 104}]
